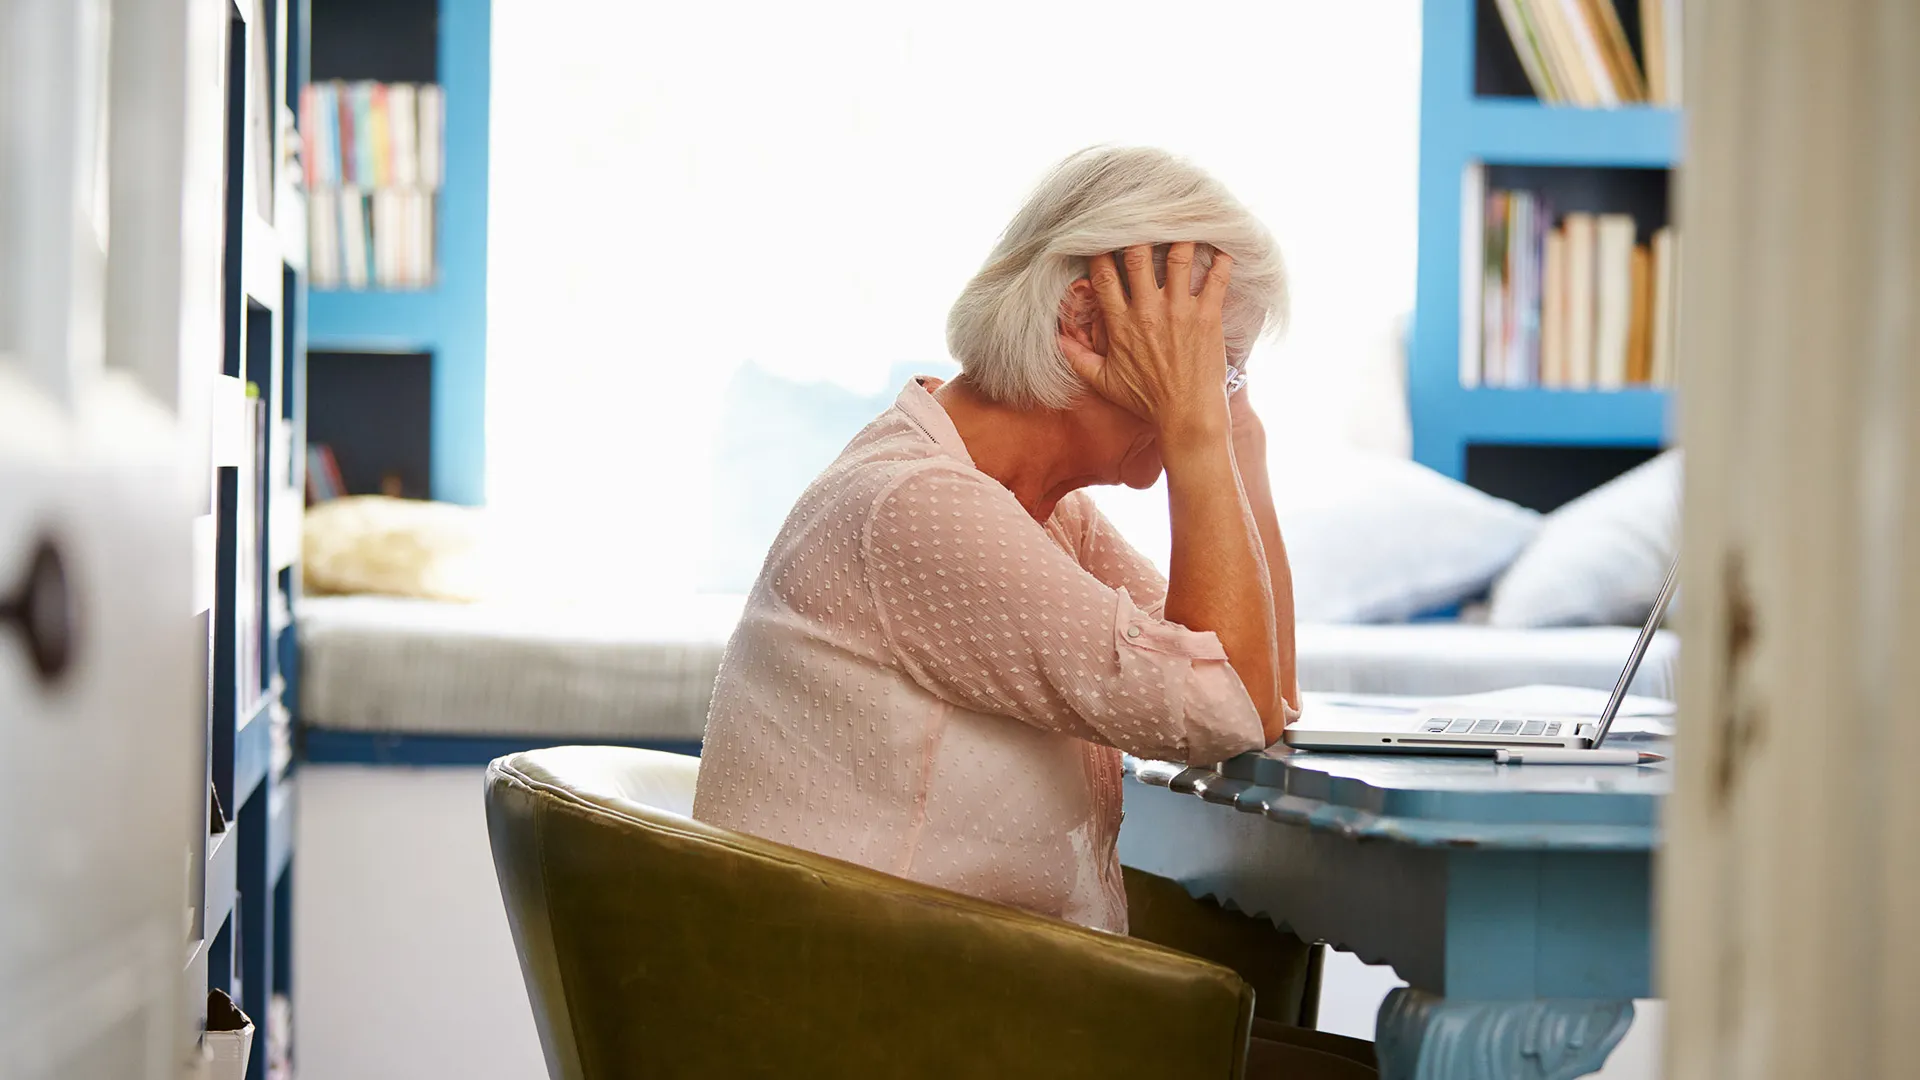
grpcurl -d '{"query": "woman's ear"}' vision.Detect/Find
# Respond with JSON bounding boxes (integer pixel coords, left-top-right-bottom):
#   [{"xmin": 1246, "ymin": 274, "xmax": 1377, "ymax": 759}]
[{"xmin": 1058, "ymin": 279, "xmax": 1104, "ymax": 354}]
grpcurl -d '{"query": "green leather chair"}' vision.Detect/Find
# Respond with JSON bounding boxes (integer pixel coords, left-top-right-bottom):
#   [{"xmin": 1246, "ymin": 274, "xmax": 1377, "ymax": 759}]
[{"xmin": 485, "ymin": 746, "xmax": 1341, "ymax": 1079}]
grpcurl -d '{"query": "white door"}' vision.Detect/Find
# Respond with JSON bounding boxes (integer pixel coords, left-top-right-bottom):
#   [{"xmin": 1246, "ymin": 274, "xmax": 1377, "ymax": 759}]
[{"xmin": 0, "ymin": 0, "xmax": 209, "ymax": 1076}]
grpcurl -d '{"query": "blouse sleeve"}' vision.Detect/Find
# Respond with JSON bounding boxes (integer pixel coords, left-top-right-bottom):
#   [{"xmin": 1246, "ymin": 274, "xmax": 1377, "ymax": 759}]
[
  {"xmin": 862, "ymin": 463, "xmax": 1265, "ymax": 764},
  {"xmin": 1059, "ymin": 491, "xmax": 1172, "ymax": 617}
]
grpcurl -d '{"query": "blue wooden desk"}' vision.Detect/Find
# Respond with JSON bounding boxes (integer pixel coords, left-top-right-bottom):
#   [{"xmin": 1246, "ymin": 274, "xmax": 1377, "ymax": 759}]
[{"xmin": 1118, "ymin": 741, "xmax": 1669, "ymax": 1080}]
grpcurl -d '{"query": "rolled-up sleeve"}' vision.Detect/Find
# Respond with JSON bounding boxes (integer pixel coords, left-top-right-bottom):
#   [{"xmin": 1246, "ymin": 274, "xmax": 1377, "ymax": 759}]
[{"xmin": 862, "ymin": 463, "xmax": 1265, "ymax": 764}]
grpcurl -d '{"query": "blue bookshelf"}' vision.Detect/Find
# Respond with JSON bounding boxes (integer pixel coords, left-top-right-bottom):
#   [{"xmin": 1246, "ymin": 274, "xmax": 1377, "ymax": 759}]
[
  {"xmin": 308, "ymin": 0, "xmax": 490, "ymax": 505},
  {"xmin": 186, "ymin": 0, "xmax": 308, "ymax": 1074},
  {"xmin": 1409, "ymin": 0, "xmax": 1682, "ymax": 482}
]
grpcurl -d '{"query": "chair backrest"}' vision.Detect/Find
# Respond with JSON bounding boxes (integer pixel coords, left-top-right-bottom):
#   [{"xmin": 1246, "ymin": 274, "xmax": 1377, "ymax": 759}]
[{"xmin": 484, "ymin": 746, "xmax": 1255, "ymax": 1080}]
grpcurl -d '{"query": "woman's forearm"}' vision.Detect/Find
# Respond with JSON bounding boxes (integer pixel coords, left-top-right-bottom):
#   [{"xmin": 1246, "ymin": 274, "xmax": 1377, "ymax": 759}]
[
  {"xmin": 1233, "ymin": 445, "xmax": 1299, "ymax": 712},
  {"xmin": 1159, "ymin": 433, "xmax": 1283, "ymax": 743}
]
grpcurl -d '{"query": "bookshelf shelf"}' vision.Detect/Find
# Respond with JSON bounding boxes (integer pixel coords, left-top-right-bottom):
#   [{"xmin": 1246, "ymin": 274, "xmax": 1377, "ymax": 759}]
[
  {"xmin": 311, "ymin": 286, "xmax": 445, "ymax": 349},
  {"xmin": 1459, "ymin": 100, "xmax": 1680, "ymax": 167},
  {"xmin": 207, "ymin": 825, "xmax": 239, "ymax": 941},
  {"xmin": 1419, "ymin": 385, "xmax": 1670, "ymax": 448},
  {"xmin": 1411, "ymin": 0, "xmax": 1679, "ymax": 483},
  {"xmin": 235, "ymin": 687, "xmax": 280, "ymax": 810},
  {"xmin": 243, "ymin": 213, "xmax": 285, "ymax": 309}
]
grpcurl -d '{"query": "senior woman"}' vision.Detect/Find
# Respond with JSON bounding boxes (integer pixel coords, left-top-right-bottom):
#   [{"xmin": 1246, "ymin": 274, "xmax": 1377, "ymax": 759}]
[{"xmin": 694, "ymin": 147, "xmax": 1373, "ymax": 1078}]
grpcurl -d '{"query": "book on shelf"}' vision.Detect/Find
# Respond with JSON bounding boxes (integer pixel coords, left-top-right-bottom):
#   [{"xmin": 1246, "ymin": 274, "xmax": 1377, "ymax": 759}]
[
  {"xmin": 1592, "ymin": 213, "xmax": 1635, "ymax": 388},
  {"xmin": 306, "ymin": 444, "xmax": 347, "ymax": 504},
  {"xmin": 1627, "ymin": 241, "xmax": 1653, "ymax": 383},
  {"xmin": 1491, "ymin": 0, "xmax": 1681, "ymax": 106},
  {"xmin": 1541, "ymin": 228, "xmax": 1567, "ymax": 386},
  {"xmin": 1649, "ymin": 228, "xmax": 1678, "ymax": 386},
  {"xmin": 1564, "ymin": 212, "xmax": 1598, "ymax": 386},
  {"xmin": 302, "ymin": 80, "xmax": 444, "ymax": 289},
  {"xmin": 1462, "ymin": 172, "xmax": 1678, "ymax": 391}
]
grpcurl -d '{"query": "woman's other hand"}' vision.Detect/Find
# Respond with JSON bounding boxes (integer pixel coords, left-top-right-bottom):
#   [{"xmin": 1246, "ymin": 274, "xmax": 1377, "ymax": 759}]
[
  {"xmin": 1228, "ymin": 385, "xmax": 1267, "ymax": 468},
  {"xmin": 1057, "ymin": 242, "xmax": 1234, "ymax": 454}
]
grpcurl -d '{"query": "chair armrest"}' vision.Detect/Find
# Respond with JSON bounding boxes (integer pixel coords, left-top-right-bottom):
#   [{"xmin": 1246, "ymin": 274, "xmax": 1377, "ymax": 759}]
[{"xmin": 489, "ymin": 758, "xmax": 1254, "ymax": 1079}]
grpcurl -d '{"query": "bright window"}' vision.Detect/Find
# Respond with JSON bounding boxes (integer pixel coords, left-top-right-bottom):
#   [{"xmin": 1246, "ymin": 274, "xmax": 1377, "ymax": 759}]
[{"xmin": 488, "ymin": 0, "xmax": 1420, "ymax": 599}]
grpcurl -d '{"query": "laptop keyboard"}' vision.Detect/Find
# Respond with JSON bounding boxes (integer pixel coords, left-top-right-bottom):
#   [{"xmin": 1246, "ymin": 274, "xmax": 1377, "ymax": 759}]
[{"xmin": 1422, "ymin": 719, "xmax": 1562, "ymax": 737}]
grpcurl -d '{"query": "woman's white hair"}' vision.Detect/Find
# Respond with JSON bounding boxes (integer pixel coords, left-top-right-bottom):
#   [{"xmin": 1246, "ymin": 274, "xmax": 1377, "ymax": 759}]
[{"xmin": 946, "ymin": 146, "xmax": 1288, "ymax": 410}]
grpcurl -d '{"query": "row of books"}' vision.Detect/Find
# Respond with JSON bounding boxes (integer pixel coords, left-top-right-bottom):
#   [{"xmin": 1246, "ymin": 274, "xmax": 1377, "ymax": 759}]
[
  {"xmin": 308, "ymin": 186, "xmax": 435, "ymax": 290},
  {"xmin": 1491, "ymin": 0, "xmax": 1683, "ymax": 106},
  {"xmin": 1465, "ymin": 187, "xmax": 1677, "ymax": 390},
  {"xmin": 300, "ymin": 81, "xmax": 444, "ymax": 192}
]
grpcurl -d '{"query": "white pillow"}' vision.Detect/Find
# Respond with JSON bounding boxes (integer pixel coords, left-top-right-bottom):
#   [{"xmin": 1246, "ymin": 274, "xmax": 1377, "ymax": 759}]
[
  {"xmin": 1088, "ymin": 452, "xmax": 1540, "ymax": 624},
  {"xmin": 1487, "ymin": 450, "xmax": 1682, "ymax": 628},
  {"xmin": 1279, "ymin": 454, "xmax": 1541, "ymax": 622}
]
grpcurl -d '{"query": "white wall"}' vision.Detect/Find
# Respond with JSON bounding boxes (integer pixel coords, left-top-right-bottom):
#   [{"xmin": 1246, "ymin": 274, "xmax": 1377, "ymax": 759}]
[{"xmin": 294, "ymin": 765, "xmax": 545, "ymax": 1080}]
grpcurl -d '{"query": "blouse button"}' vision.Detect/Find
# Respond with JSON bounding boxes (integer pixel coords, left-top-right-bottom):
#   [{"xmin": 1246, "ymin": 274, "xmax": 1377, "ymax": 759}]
[{"xmin": 1125, "ymin": 625, "xmax": 1141, "ymax": 640}]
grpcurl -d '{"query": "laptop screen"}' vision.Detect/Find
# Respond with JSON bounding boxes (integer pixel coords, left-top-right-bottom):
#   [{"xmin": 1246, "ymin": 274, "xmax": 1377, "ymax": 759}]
[{"xmin": 1594, "ymin": 556, "xmax": 1681, "ymax": 746}]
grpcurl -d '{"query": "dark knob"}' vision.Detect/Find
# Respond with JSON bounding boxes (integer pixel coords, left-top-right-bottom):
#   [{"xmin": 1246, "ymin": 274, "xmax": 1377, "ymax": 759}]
[{"xmin": 1, "ymin": 538, "xmax": 75, "ymax": 683}]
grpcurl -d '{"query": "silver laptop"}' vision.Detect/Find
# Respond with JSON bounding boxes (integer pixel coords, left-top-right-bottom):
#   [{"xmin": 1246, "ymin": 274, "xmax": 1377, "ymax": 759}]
[{"xmin": 1282, "ymin": 558, "xmax": 1679, "ymax": 755}]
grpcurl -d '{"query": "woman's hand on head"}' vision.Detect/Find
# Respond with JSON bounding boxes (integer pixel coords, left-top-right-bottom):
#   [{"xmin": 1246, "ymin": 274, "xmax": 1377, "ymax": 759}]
[{"xmin": 1057, "ymin": 242, "xmax": 1234, "ymax": 456}]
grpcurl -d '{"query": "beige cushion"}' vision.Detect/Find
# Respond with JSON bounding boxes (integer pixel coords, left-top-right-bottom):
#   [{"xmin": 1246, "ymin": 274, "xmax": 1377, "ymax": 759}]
[{"xmin": 302, "ymin": 496, "xmax": 491, "ymax": 602}]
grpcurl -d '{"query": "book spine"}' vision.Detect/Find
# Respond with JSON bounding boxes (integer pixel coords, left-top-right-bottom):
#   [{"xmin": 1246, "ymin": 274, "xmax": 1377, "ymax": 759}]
[
  {"xmin": 1628, "ymin": 242, "xmax": 1653, "ymax": 383},
  {"xmin": 1651, "ymin": 227, "xmax": 1678, "ymax": 387},
  {"xmin": 1594, "ymin": 215, "xmax": 1635, "ymax": 389},
  {"xmin": 357, "ymin": 82, "xmax": 377, "ymax": 189},
  {"xmin": 1641, "ymin": 0, "xmax": 1668, "ymax": 104},
  {"xmin": 1493, "ymin": 0, "xmax": 1561, "ymax": 101},
  {"xmin": 299, "ymin": 86, "xmax": 316, "ymax": 190},
  {"xmin": 371, "ymin": 82, "xmax": 391, "ymax": 190},
  {"xmin": 333, "ymin": 81, "xmax": 353, "ymax": 188},
  {"xmin": 391, "ymin": 84, "xmax": 418, "ymax": 187},
  {"xmin": 418, "ymin": 85, "xmax": 444, "ymax": 190},
  {"xmin": 1528, "ymin": 195, "xmax": 1543, "ymax": 384},
  {"xmin": 1584, "ymin": 0, "xmax": 1649, "ymax": 101},
  {"xmin": 1529, "ymin": 0, "xmax": 1596, "ymax": 106},
  {"xmin": 1507, "ymin": 192, "xmax": 1525, "ymax": 386},
  {"xmin": 1560, "ymin": 0, "xmax": 1621, "ymax": 104},
  {"xmin": 1565, "ymin": 212, "xmax": 1597, "ymax": 389},
  {"xmin": 1542, "ymin": 226, "xmax": 1568, "ymax": 388},
  {"xmin": 1484, "ymin": 191, "xmax": 1509, "ymax": 387},
  {"xmin": 1508, "ymin": 192, "xmax": 1532, "ymax": 386}
]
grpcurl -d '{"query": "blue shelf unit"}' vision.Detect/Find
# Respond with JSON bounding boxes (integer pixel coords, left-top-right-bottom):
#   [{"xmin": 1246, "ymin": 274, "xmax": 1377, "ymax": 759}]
[
  {"xmin": 1409, "ymin": 0, "xmax": 1682, "ymax": 482},
  {"xmin": 196, "ymin": 1, "xmax": 306, "ymax": 1076},
  {"xmin": 308, "ymin": 0, "xmax": 490, "ymax": 505}
]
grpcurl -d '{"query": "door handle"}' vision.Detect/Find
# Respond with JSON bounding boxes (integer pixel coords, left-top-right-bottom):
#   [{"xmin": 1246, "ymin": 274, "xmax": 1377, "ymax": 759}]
[{"xmin": 1, "ymin": 538, "xmax": 75, "ymax": 683}]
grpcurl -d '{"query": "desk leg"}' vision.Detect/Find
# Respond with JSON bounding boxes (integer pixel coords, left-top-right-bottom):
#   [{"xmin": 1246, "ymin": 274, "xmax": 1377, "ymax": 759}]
[{"xmin": 1374, "ymin": 988, "xmax": 1634, "ymax": 1080}]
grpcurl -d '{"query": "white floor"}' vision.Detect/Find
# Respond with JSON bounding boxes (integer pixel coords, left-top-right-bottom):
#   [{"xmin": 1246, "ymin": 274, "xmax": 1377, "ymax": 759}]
[{"xmin": 296, "ymin": 764, "xmax": 1662, "ymax": 1079}]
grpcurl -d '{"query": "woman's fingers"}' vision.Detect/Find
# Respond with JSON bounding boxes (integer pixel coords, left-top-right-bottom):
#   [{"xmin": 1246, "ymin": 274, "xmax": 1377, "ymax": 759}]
[
  {"xmin": 1165, "ymin": 242, "xmax": 1197, "ymax": 307},
  {"xmin": 1120, "ymin": 244, "xmax": 1158, "ymax": 306},
  {"xmin": 1058, "ymin": 331, "xmax": 1108, "ymax": 387},
  {"xmin": 1087, "ymin": 251, "xmax": 1129, "ymax": 316},
  {"xmin": 1198, "ymin": 249, "xmax": 1234, "ymax": 313}
]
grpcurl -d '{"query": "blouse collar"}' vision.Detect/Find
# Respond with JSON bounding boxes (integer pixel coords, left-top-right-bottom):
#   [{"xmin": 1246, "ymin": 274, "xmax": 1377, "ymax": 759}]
[{"xmin": 894, "ymin": 376, "xmax": 976, "ymax": 468}]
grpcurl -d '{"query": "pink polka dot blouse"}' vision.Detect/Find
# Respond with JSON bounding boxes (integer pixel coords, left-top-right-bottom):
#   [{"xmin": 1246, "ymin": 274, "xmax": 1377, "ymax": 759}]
[{"xmin": 693, "ymin": 378, "xmax": 1265, "ymax": 933}]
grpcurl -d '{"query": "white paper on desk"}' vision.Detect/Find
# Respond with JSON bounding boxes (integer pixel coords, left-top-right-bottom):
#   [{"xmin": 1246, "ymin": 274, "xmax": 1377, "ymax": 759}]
[{"xmin": 1297, "ymin": 685, "xmax": 1677, "ymax": 736}]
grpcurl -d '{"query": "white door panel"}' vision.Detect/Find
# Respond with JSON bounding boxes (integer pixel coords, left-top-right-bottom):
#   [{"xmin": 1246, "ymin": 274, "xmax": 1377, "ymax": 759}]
[{"xmin": 2, "ymin": 0, "xmax": 205, "ymax": 1075}]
